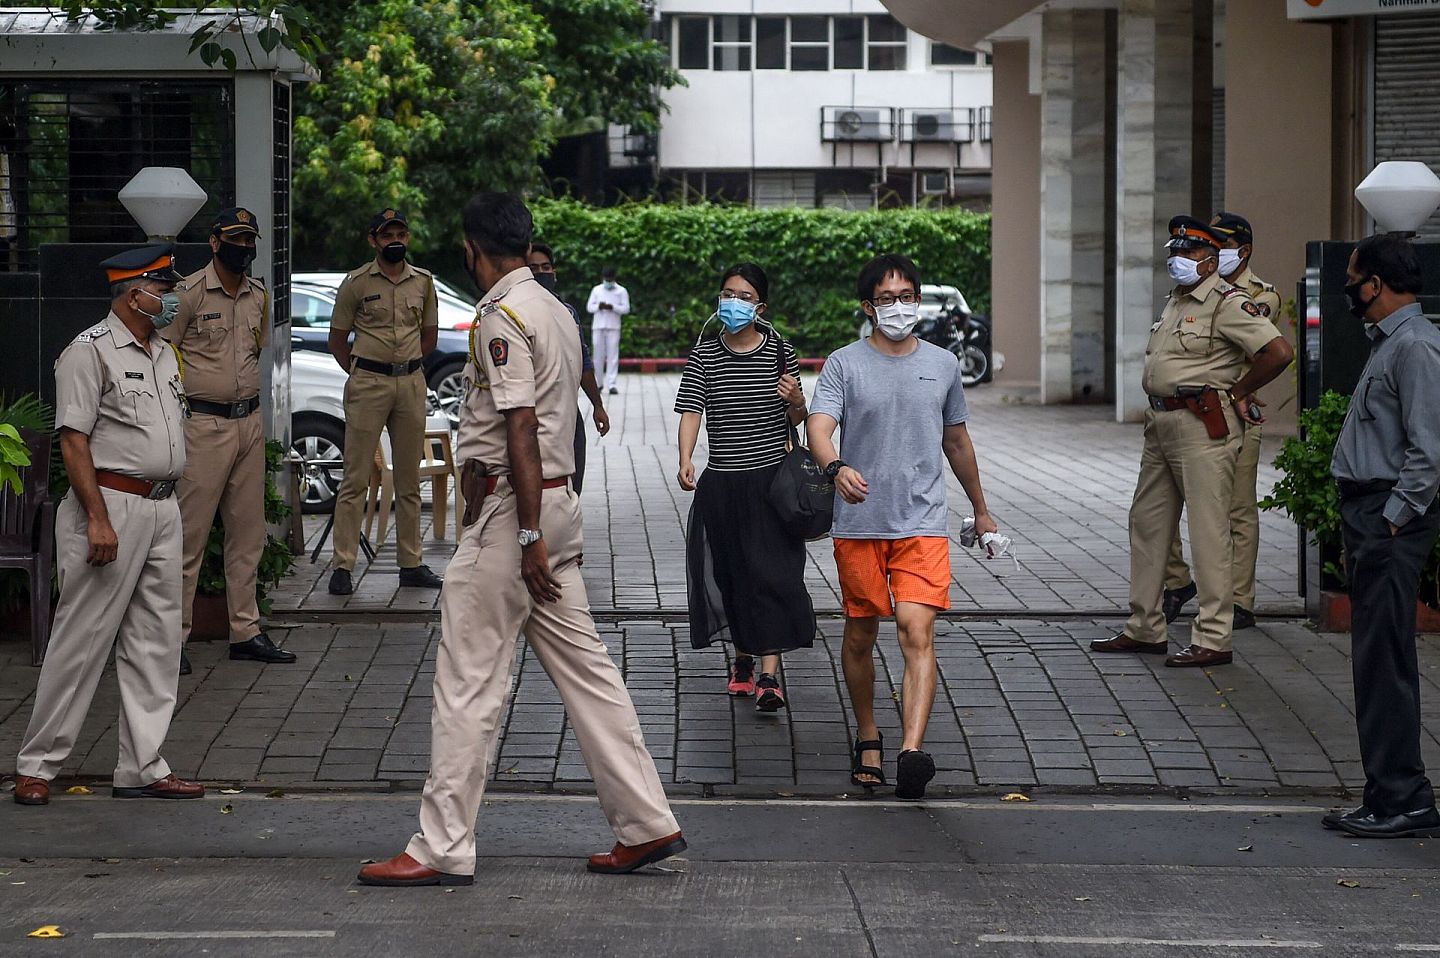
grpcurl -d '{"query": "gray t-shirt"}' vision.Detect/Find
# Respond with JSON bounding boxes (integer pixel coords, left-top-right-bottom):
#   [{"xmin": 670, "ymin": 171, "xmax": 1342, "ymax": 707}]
[{"xmin": 809, "ymin": 337, "xmax": 968, "ymax": 539}]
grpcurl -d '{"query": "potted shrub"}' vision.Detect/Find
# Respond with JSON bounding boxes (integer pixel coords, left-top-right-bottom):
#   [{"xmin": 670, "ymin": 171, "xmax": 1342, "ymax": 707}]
[
  {"xmin": 1262, "ymin": 389, "xmax": 1440, "ymax": 631},
  {"xmin": 0, "ymin": 394, "xmax": 63, "ymax": 642},
  {"xmin": 190, "ymin": 439, "xmax": 296, "ymax": 640}
]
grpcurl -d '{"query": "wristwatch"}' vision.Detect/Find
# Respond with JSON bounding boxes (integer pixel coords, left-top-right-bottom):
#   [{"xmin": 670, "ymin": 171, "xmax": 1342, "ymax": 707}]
[
  {"xmin": 517, "ymin": 528, "xmax": 543, "ymax": 547},
  {"xmin": 824, "ymin": 459, "xmax": 848, "ymax": 479}
]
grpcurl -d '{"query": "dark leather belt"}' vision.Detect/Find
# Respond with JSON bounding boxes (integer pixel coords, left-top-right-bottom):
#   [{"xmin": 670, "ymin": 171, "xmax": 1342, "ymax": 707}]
[
  {"xmin": 1337, "ymin": 478, "xmax": 1396, "ymax": 501},
  {"xmin": 188, "ymin": 396, "xmax": 260, "ymax": 419},
  {"xmin": 354, "ymin": 357, "xmax": 424, "ymax": 377},
  {"xmin": 1148, "ymin": 395, "xmax": 1191, "ymax": 412},
  {"xmin": 482, "ymin": 475, "xmax": 571, "ymax": 498},
  {"xmin": 95, "ymin": 470, "xmax": 176, "ymax": 500}
]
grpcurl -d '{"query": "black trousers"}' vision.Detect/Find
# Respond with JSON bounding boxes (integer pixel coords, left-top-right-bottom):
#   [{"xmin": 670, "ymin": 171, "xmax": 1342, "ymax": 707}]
[{"xmin": 1340, "ymin": 489, "xmax": 1440, "ymax": 815}]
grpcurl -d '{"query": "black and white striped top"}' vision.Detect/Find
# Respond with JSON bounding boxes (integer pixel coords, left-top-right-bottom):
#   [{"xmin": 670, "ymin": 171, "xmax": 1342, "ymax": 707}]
[{"xmin": 674, "ymin": 328, "xmax": 802, "ymax": 472}]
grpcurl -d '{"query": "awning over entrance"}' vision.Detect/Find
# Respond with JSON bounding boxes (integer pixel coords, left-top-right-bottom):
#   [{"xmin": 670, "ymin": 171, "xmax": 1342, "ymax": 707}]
[{"xmin": 882, "ymin": 0, "xmax": 1041, "ymax": 49}]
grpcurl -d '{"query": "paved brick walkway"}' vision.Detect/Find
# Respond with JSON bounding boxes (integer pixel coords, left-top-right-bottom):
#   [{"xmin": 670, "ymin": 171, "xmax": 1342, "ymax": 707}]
[
  {"xmin": 273, "ymin": 373, "xmax": 1302, "ymax": 616},
  {"xmin": 3, "ymin": 617, "xmax": 1421, "ymax": 797}
]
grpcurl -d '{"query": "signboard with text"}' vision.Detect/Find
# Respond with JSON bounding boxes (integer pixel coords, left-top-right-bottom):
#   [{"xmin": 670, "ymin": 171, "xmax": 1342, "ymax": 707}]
[{"xmin": 1289, "ymin": 0, "xmax": 1440, "ymax": 17}]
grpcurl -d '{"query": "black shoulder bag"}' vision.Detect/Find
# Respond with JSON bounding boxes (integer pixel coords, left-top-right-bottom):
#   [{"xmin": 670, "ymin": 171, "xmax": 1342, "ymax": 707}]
[{"xmin": 766, "ymin": 338, "xmax": 834, "ymax": 540}]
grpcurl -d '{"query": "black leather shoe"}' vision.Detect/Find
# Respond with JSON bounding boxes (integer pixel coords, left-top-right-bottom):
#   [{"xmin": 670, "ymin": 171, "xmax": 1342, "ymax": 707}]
[
  {"xmin": 398, "ymin": 564, "xmax": 443, "ymax": 589},
  {"xmin": 1163, "ymin": 582, "xmax": 1197, "ymax": 623},
  {"xmin": 1322, "ymin": 805, "xmax": 1369, "ymax": 831},
  {"xmin": 1233, "ymin": 605, "xmax": 1257, "ymax": 630},
  {"xmin": 230, "ymin": 633, "xmax": 297, "ymax": 664},
  {"xmin": 1335, "ymin": 805, "xmax": 1440, "ymax": 838},
  {"xmin": 179, "ymin": 650, "xmax": 192, "ymax": 676},
  {"xmin": 328, "ymin": 568, "xmax": 353, "ymax": 595}
]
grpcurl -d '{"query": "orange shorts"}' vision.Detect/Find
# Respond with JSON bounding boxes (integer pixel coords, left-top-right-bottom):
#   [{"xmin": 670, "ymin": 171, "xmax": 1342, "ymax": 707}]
[{"xmin": 832, "ymin": 536, "xmax": 951, "ymax": 618}]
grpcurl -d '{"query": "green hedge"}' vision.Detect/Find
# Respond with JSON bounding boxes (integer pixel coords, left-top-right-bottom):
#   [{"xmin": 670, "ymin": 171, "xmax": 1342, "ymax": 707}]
[{"xmin": 525, "ymin": 199, "xmax": 991, "ymax": 359}]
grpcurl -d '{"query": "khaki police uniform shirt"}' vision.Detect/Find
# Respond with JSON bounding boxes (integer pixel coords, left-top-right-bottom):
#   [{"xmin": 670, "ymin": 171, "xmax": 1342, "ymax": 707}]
[
  {"xmin": 456, "ymin": 266, "xmax": 581, "ymax": 479},
  {"xmin": 1230, "ymin": 266, "xmax": 1283, "ymax": 325},
  {"xmin": 165, "ymin": 263, "xmax": 268, "ymax": 402},
  {"xmin": 1142, "ymin": 271, "xmax": 1283, "ymax": 398},
  {"xmin": 330, "ymin": 260, "xmax": 439, "ymax": 364},
  {"xmin": 54, "ymin": 312, "xmax": 187, "ymax": 481}
]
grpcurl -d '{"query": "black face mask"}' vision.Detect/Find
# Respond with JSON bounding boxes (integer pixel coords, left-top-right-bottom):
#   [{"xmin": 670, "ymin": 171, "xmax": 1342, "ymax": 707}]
[
  {"xmin": 380, "ymin": 242, "xmax": 408, "ymax": 264},
  {"xmin": 216, "ymin": 241, "xmax": 256, "ymax": 274},
  {"xmin": 533, "ymin": 271, "xmax": 557, "ymax": 294},
  {"xmin": 1344, "ymin": 277, "xmax": 1375, "ymax": 319}
]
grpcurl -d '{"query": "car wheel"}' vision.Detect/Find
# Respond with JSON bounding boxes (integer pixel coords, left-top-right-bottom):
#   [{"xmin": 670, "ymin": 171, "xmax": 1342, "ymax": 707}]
[
  {"xmin": 429, "ymin": 360, "xmax": 467, "ymax": 407},
  {"xmin": 291, "ymin": 415, "xmax": 346, "ymax": 515}
]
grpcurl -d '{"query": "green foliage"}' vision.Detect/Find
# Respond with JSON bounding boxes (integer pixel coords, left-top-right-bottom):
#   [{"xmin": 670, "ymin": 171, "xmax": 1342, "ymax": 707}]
[
  {"xmin": 0, "ymin": 425, "xmax": 29, "ymax": 496},
  {"xmin": 198, "ymin": 440, "xmax": 294, "ymax": 616},
  {"xmin": 524, "ymin": 200, "xmax": 993, "ymax": 358}
]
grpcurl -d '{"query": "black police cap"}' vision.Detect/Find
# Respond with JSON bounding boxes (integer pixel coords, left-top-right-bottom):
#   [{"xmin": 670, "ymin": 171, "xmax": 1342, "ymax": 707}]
[
  {"xmin": 1210, "ymin": 212, "xmax": 1253, "ymax": 246},
  {"xmin": 369, "ymin": 208, "xmax": 409, "ymax": 234},
  {"xmin": 214, "ymin": 206, "xmax": 260, "ymax": 238},
  {"xmin": 100, "ymin": 242, "xmax": 181, "ymax": 283},
  {"xmin": 1164, "ymin": 215, "xmax": 1222, "ymax": 251}
]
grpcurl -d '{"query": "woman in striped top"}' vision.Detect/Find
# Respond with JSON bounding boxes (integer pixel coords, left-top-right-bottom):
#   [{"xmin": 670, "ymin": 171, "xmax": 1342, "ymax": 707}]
[{"xmin": 675, "ymin": 263, "xmax": 817, "ymax": 710}]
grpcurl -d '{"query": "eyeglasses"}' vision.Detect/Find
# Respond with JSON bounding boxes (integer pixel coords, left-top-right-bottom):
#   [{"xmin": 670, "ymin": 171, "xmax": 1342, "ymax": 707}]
[
  {"xmin": 719, "ymin": 289, "xmax": 758, "ymax": 302},
  {"xmin": 870, "ymin": 292, "xmax": 918, "ymax": 307}
]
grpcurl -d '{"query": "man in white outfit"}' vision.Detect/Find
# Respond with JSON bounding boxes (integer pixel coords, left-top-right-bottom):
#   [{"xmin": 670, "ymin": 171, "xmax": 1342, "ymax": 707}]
[{"xmin": 586, "ymin": 266, "xmax": 629, "ymax": 394}]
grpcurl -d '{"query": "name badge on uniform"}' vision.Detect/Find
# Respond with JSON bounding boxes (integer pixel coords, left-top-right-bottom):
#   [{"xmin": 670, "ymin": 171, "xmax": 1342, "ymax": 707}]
[
  {"xmin": 125, "ymin": 371, "xmax": 145, "ymax": 380},
  {"xmin": 200, "ymin": 312, "xmax": 222, "ymax": 321},
  {"xmin": 363, "ymin": 294, "xmax": 382, "ymax": 303}
]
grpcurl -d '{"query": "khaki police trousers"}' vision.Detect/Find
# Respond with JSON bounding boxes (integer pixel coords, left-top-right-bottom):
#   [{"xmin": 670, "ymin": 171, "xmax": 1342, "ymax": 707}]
[
  {"xmin": 1122, "ymin": 405, "xmax": 1244, "ymax": 652},
  {"xmin": 332, "ymin": 366, "xmax": 426, "ymax": 571},
  {"xmin": 405, "ymin": 482, "xmax": 678, "ymax": 876},
  {"xmin": 178, "ymin": 411, "xmax": 265, "ymax": 643},
  {"xmin": 16, "ymin": 489, "xmax": 182, "ymax": 786},
  {"xmin": 1164, "ymin": 422, "xmax": 1263, "ymax": 612}
]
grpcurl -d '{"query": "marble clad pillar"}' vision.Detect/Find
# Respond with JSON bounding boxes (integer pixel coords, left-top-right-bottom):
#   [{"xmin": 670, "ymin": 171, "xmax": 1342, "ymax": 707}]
[
  {"xmin": 1040, "ymin": 9, "xmax": 1108, "ymax": 404},
  {"xmin": 1113, "ymin": 0, "xmax": 1197, "ymax": 422}
]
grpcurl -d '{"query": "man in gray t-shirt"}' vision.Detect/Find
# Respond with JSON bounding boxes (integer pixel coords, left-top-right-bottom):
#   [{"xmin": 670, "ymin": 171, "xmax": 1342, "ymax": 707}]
[{"xmin": 809, "ymin": 253, "xmax": 1001, "ymax": 802}]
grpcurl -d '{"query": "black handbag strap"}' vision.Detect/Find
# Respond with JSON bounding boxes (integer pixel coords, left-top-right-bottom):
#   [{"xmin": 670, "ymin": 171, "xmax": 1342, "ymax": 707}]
[{"xmin": 773, "ymin": 332, "xmax": 804, "ymax": 452}]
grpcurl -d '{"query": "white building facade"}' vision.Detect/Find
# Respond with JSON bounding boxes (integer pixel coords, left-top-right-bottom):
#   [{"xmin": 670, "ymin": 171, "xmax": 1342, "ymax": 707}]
[{"xmin": 651, "ymin": 0, "xmax": 994, "ymax": 208}]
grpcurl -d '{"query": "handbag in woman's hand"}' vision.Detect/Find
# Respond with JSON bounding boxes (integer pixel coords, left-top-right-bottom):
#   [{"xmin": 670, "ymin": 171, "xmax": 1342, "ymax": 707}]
[{"xmin": 766, "ymin": 340, "xmax": 834, "ymax": 539}]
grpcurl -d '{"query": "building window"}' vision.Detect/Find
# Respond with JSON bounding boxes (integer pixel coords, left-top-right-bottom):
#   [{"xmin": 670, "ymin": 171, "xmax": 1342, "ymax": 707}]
[
  {"xmin": 790, "ymin": 16, "xmax": 829, "ymax": 71},
  {"xmin": 676, "ymin": 16, "xmax": 709, "ymax": 70},
  {"xmin": 931, "ymin": 42, "xmax": 980, "ymax": 67},
  {"xmin": 756, "ymin": 17, "xmax": 786, "ymax": 69},
  {"xmin": 866, "ymin": 15, "xmax": 907, "ymax": 71},
  {"xmin": 833, "ymin": 17, "xmax": 863, "ymax": 70},
  {"xmin": 712, "ymin": 15, "xmax": 751, "ymax": 72}
]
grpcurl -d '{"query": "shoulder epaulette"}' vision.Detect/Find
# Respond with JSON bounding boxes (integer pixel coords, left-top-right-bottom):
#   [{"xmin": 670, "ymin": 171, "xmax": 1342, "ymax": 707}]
[
  {"xmin": 411, "ymin": 264, "xmax": 434, "ymax": 277},
  {"xmin": 73, "ymin": 323, "xmax": 111, "ymax": 344}
]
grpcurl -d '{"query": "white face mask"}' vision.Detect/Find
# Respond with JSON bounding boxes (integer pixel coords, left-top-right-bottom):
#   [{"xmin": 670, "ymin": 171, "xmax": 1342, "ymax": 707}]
[
  {"xmin": 1218, "ymin": 248, "xmax": 1243, "ymax": 277},
  {"xmin": 1166, "ymin": 255, "xmax": 1209, "ymax": 286},
  {"xmin": 873, "ymin": 301, "xmax": 920, "ymax": 341}
]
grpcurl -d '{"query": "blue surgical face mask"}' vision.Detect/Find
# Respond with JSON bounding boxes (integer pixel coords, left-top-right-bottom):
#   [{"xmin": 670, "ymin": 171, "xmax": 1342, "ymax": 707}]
[
  {"xmin": 138, "ymin": 288, "xmax": 181, "ymax": 329},
  {"xmin": 717, "ymin": 297, "xmax": 757, "ymax": 333}
]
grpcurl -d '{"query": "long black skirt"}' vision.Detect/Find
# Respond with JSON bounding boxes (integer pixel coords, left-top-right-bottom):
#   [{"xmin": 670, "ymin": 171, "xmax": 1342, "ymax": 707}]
[{"xmin": 686, "ymin": 463, "xmax": 816, "ymax": 656}]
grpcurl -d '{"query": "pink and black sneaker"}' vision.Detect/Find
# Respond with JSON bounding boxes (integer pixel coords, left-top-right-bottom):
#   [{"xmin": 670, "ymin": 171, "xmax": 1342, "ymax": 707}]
[
  {"xmin": 727, "ymin": 657, "xmax": 757, "ymax": 696},
  {"xmin": 755, "ymin": 673, "xmax": 787, "ymax": 712}
]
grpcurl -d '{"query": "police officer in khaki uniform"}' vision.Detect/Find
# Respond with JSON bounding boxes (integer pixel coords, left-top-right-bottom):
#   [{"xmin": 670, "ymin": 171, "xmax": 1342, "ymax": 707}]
[
  {"xmin": 13, "ymin": 245, "xmax": 205, "ymax": 806},
  {"xmin": 326, "ymin": 209, "xmax": 444, "ymax": 595},
  {"xmin": 1091, "ymin": 216, "xmax": 1293, "ymax": 668},
  {"xmin": 167, "ymin": 208, "xmax": 296, "ymax": 673},
  {"xmin": 1161, "ymin": 212, "xmax": 1283, "ymax": 632},
  {"xmin": 358, "ymin": 193, "xmax": 682, "ymax": 886}
]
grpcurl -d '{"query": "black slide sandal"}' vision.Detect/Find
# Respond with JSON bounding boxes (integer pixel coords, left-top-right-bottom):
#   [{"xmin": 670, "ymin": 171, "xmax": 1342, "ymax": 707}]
[
  {"xmin": 850, "ymin": 734, "xmax": 886, "ymax": 789},
  {"xmin": 895, "ymin": 749, "xmax": 936, "ymax": 800}
]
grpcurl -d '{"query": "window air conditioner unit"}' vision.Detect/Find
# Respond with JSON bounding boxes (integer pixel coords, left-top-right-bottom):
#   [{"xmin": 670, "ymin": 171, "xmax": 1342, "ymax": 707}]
[
  {"xmin": 823, "ymin": 106, "xmax": 893, "ymax": 143},
  {"xmin": 901, "ymin": 109, "xmax": 971, "ymax": 143},
  {"xmin": 920, "ymin": 172, "xmax": 950, "ymax": 195}
]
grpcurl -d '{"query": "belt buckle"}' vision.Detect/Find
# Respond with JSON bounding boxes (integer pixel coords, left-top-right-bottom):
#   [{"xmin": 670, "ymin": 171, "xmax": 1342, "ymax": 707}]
[
  {"xmin": 148, "ymin": 480, "xmax": 175, "ymax": 500},
  {"xmin": 1148, "ymin": 396, "xmax": 1166, "ymax": 411},
  {"xmin": 230, "ymin": 400, "xmax": 248, "ymax": 418},
  {"xmin": 391, "ymin": 362, "xmax": 408, "ymax": 376}
]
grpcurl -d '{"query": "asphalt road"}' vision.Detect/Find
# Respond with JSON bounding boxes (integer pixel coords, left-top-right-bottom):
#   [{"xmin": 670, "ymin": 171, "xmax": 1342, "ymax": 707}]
[{"xmin": 1, "ymin": 793, "xmax": 1438, "ymax": 956}]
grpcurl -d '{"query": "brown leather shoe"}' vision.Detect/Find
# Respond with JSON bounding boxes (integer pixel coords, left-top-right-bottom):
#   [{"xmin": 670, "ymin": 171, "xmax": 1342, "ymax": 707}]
[
  {"xmin": 587, "ymin": 831, "xmax": 687, "ymax": 874},
  {"xmin": 356, "ymin": 852, "xmax": 473, "ymax": 887},
  {"xmin": 1090, "ymin": 633, "xmax": 1168, "ymax": 655},
  {"xmin": 112, "ymin": 774, "xmax": 205, "ymax": 799},
  {"xmin": 13, "ymin": 775, "xmax": 48, "ymax": 806},
  {"xmin": 1166, "ymin": 644, "xmax": 1233, "ymax": 668}
]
